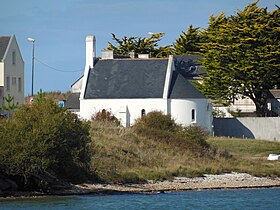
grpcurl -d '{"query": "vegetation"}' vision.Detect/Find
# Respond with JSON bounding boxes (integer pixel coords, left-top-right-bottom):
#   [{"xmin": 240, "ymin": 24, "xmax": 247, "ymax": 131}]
[
  {"xmin": 1, "ymin": 94, "xmax": 18, "ymax": 118},
  {"xmin": 173, "ymin": 25, "xmax": 202, "ymax": 55},
  {"xmin": 0, "ymin": 93, "xmax": 91, "ymax": 192},
  {"xmin": 208, "ymin": 137, "xmax": 280, "ymax": 177},
  {"xmin": 197, "ymin": 1, "xmax": 280, "ymax": 116},
  {"xmin": 90, "ymin": 111, "xmax": 230, "ymax": 183},
  {"xmin": 1, "ymin": 106, "xmax": 279, "ymax": 192},
  {"xmin": 24, "ymin": 91, "xmax": 71, "ymax": 104},
  {"xmin": 107, "ymin": 32, "xmax": 173, "ymax": 58}
]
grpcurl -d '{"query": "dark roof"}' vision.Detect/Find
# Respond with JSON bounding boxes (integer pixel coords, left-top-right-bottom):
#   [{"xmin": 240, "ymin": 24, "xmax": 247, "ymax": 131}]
[
  {"xmin": 0, "ymin": 36, "xmax": 11, "ymax": 60},
  {"xmin": 173, "ymin": 55, "xmax": 206, "ymax": 78},
  {"xmin": 65, "ymin": 93, "xmax": 80, "ymax": 109},
  {"xmin": 168, "ymin": 71, "xmax": 206, "ymax": 99},
  {"xmin": 84, "ymin": 59, "xmax": 168, "ymax": 99},
  {"xmin": 83, "ymin": 55, "xmax": 206, "ymax": 99},
  {"xmin": 269, "ymin": 89, "xmax": 280, "ymax": 99}
]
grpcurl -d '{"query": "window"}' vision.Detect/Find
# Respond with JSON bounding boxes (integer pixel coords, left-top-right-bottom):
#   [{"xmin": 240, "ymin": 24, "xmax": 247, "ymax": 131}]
[
  {"xmin": 191, "ymin": 109, "xmax": 196, "ymax": 122},
  {"xmin": 141, "ymin": 109, "xmax": 146, "ymax": 117},
  {"xmin": 6, "ymin": 76, "xmax": 10, "ymax": 91},
  {"xmin": 18, "ymin": 77, "xmax": 22, "ymax": 92},
  {"xmin": 12, "ymin": 77, "xmax": 16, "ymax": 85},
  {"xmin": 12, "ymin": 51, "xmax": 16, "ymax": 65}
]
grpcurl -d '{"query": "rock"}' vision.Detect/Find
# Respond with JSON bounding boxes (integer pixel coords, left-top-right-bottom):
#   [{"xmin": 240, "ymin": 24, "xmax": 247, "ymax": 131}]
[
  {"xmin": 0, "ymin": 177, "xmax": 18, "ymax": 192},
  {"xmin": 267, "ymin": 154, "xmax": 280, "ymax": 160}
]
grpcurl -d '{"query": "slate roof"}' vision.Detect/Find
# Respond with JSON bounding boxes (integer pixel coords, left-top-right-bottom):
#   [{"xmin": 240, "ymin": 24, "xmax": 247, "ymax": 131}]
[
  {"xmin": 64, "ymin": 93, "xmax": 80, "ymax": 109},
  {"xmin": 168, "ymin": 71, "xmax": 206, "ymax": 99},
  {"xmin": 269, "ymin": 89, "xmax": 280, "ymax": 99},
  {"xmin": 0, "ymin": 36, "xmax": 11, "ymax": 60},
  {"xmin": 84, "ymin": 59, "xmax": 168, "ymax": 99},
  {"xmin": 83, "ymin": 55, "xmax": 206, "ymax": 99},
  {"xmin": 173, "ymin": 55, "xmax": 206, "ymax": 78}
]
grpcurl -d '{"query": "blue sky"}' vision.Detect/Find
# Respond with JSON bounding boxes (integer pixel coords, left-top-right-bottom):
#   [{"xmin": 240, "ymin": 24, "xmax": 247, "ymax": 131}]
[{"xmin": 0, "ymin": 0, "xmax": 278, "ymax": 96}]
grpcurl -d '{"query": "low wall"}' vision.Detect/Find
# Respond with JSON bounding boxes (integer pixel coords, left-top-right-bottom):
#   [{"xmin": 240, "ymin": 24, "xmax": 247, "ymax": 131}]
[{"xmin": 213, "ymin": 117, "xmax": 280, "ymax": 141}]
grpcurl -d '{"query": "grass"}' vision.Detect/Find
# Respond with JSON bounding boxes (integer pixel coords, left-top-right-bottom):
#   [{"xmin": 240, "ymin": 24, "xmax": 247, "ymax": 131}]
[
  {"xmin": 89, "ymin": 113, "xmax": 280, "ymax": 183},
  {"xmin": 207, "ymin": 137, "xmax": 280, "ymax": 177}
]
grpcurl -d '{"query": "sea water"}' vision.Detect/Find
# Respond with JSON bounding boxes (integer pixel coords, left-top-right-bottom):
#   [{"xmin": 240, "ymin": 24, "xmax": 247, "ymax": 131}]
[{"xmin": 1, "ymin": 188, "xmax": 280, "ymax": 210}]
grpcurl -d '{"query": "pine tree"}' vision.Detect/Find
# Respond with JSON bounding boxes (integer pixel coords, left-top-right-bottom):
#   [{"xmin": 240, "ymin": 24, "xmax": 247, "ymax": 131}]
[
  {"xmin": 174, "ymin": 25, "xmax": 201, "ymax": 55},
  {"xmin": 197, "ymin": 1, "xmax": 280, "ymax": 116},
  {"xmin": 107, "ymin": 32, "xmax": 173, "ymax": 58}
]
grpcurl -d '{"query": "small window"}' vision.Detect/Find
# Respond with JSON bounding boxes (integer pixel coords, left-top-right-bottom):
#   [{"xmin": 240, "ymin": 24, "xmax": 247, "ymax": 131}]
[
  {"xmin": 191, "ymin": 109, "xmax": 196, "ymax": 122},
  {"xmin": 18, "ymin": 77, "xmax": 22, "ymax": 92},
  {"xmin": 6, "ymin": 76, "xmax": 10, "ymax": 91},
  {"xmin": 141, "ymin": 109, "xmax": 146, "ymax": 117},
  {"xmin": 12, "ymin": 77, "xmax": 16, "ymax": 85},
  {"xmin": 12, "ymin": 51, "xmax": 16, "ymax": 65}
]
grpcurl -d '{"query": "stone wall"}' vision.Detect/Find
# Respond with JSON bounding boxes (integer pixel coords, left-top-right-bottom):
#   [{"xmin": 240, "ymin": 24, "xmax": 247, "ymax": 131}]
[{"xmin": 213, "ymin": 117, "xmax": 280, "ymax": 141}]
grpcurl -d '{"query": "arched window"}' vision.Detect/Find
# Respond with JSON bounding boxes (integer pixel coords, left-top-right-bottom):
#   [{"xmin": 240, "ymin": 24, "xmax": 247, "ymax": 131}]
[
  {"xmin": 141, "ymin": 109, "xmax": 146, "ymax": 117},
  {"xmin": 191, "ymin": 109, "xmax": 196, "ymax": 122}
]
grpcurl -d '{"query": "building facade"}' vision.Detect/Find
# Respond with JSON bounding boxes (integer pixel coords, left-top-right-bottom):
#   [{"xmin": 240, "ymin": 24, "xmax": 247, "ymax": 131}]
[{"xmin": 0, "ymin": 35, "xmax": 24, "ymax": 114}]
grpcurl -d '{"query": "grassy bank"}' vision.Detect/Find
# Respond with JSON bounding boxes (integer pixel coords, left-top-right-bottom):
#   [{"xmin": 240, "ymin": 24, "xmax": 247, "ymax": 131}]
[
  {"xmin": 208, "ymin": 137, "xmax": 280, "ymax": 177},
  {"xmin": 90, "ymin": 120, "xmax": 280, "ymax": 183}
]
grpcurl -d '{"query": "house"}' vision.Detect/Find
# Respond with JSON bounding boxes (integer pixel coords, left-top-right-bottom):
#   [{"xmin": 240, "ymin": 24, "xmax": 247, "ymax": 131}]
[
  {"xmin": 64, "ymin": 76, "xmax": 82, "ymax": 115},
  {"xmin": 267, "ymin": 89, "xmax": 280, "ymax": 116},
  {"xmin": 69, "ymin": 35, "xmax": 213, "ymax": 131},
  {"xmin": 0, "ymin": 35, "xmax": 24, "ymax": 114}
]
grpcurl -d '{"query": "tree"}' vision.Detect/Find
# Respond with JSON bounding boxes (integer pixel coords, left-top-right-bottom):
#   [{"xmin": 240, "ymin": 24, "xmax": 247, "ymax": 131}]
[
  {"xmin": 174, "ymin": 25, "xmax": 202, "ymax": 55},
  {"xmin": 1, "ymin": 94, "xmax": 18, "ymax": 118},
  {"xmin": 107, "ymin": 32, "xmax": 173, "ymax": 58},
  {"xmin": 197, "ymin": 1, "xmax": 280, "ymax": 116},
  {"xmin": 0, "ymin": 93, "xmax": 91, "ymax": 191}
]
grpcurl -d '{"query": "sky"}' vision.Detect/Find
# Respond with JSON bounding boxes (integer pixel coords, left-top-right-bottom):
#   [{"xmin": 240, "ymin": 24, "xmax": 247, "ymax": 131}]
[{"xmin": 0, "ymin": 0, "xmax": 279, "ymax": 96}]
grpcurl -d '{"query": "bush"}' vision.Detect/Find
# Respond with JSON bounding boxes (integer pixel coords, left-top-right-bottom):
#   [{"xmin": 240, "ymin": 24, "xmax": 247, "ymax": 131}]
[
  {"xmin": 0, "ymin": 96, "xmax": 91, "ymax": 191},
  {"xmin": 91, "ymin": 110, "xmax": 120, "ymax": 126},
  {"xmin": 134, "ymin": 111, "xmax": 178, "ymax": 132}
]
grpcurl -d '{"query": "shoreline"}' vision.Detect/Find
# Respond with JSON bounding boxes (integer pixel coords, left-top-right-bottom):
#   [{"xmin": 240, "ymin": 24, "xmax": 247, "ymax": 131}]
[{"xmin": 1, "ymin": 172, "xmax": 280, "ymax": 199}]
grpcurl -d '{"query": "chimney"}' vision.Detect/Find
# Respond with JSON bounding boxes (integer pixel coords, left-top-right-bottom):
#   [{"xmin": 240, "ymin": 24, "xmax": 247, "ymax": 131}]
[
  {"xmin": 86, "ymin": 35, "xmax": 96, "ymax": 69},
  {"xmin": 138, "ymin": 54, "xmax": 150, "ymax": 59},
  {"xmin": 101, "ymin": 50, "xmax": 114, "ymax": 59}
]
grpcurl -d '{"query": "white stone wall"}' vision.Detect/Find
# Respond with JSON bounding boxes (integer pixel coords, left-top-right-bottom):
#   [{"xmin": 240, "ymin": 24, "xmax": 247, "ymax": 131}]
[
  {"xmin": 169, "ymin": 98, "xmax": 212, "ymax": 131},
  {"xmin": 80, "ymin": 98, "xmax": 212, "ymax": 131}
]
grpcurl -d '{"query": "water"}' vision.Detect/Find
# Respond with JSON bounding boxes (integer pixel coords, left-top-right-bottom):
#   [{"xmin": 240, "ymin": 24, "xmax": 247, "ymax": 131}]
[{"xmin": 1, "ymin": 188, "xmax": 280, "ymax": 210}]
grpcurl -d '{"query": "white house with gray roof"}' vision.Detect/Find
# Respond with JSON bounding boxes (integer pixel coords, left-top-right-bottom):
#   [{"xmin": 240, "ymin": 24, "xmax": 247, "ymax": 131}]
[
  {"xmin": 0, "ymin": 35, "xmax": 24, "ymax": 114},
  {"xmin": 70, "ymin": 35, "xmax": 212, "ymax": 131}
]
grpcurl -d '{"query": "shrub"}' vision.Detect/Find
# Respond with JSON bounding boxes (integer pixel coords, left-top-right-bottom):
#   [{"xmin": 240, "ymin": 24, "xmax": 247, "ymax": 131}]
[
  {"xmin": 91, "ymin": 110, "xmax": 120, "ymax": 126},
  {"xmin": 0, "ymin": 96, "xmax": 91, "ymax": 191},
  {"xmin": 179, "ymin": 125, "xmax": 210, "ymax": 149},
  {"xmin": 134, "ymin": 111, "xmax": 178, "ymax": 132}
]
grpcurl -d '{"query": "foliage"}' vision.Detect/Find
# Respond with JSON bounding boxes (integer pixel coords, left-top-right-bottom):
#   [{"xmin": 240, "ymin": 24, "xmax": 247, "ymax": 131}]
[
  {"xmin": 24, "ymin": 91, "xmax": 71, "ymax": 104},
  {"xmin": 91, "ymin": 110, "xmax": 120, "ymax": 126},
  {"xmin": 212, "ymin": 108, "xmax": 226, "ymax": 118},
  {"xmin": 0, "ymin": 93, "xmax": 91, "ymax": 191},
  {"xmin": 134, "ymin": 111, "xmax": 178, "ymax": 132},
  {"xmin": 174, "ymin": 25, "xmax": 202, "ymax": 55},
  {"xmin": 197, "ymin": 1, "xmax": 280, "ymax": 116},
  {"xmin": 107, "ymin": 32, "xmax": 173, "ymax": 58},
  {"xmin": 1, "ymin": 94, "xmax": 18, "ymax": 118}
]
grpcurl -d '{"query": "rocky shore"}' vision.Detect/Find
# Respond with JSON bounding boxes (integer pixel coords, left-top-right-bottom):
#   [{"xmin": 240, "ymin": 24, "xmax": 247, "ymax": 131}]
[
  {"xmin": 1, "ymin": 172, "xmax": 280, "ymax": 198},
  {"xmin": 76, "ymin": 172, "xmax": 280, "ymax": 194}
]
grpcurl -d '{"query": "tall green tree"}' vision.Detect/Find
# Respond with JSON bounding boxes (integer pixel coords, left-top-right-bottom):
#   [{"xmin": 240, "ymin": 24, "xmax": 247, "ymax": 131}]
[
  {"xmin": 107, "ymin": 32, "xmax": 173, "ymax": 58},
  {"xmin": 174, "ymin": 25, "xmax": 202, "ymax": 55},
  {"xmin": 197, "ymin": 1, "xmax": 280, "ymax": 116}
]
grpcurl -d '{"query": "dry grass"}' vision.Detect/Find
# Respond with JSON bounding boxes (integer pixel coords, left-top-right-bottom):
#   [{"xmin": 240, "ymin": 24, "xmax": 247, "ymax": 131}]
[
  {"xmin": 90, "ymin": 121, "xmax": 231, "ymax": 183},
  {"xmin": 89, "ymin": 119, "xmax": 280, "ymax": 183},
  {"xmin": 207, "ymin": 137, "xmax": 280, "ymax": 177}
]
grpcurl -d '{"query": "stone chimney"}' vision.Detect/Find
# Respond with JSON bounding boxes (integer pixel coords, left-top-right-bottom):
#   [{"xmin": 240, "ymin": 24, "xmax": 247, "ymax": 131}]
[
  {"xmin": 101, "ymin": 50, "xmax": 114, "ymax": 59},
  {"xmin": 85, "ymin": 35, "xmax": 96, "ymax": 69}
]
